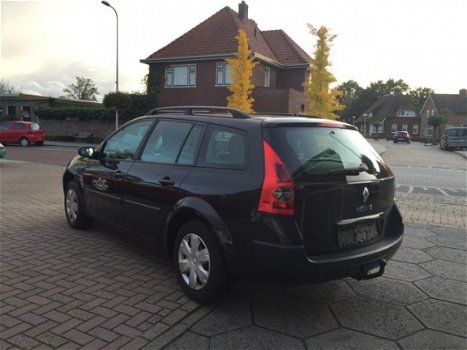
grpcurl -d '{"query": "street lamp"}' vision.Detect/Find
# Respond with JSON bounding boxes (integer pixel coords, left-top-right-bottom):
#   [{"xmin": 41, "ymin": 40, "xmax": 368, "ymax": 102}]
[{"xmin": 101, "ymin": 0, "xmax": 119, "ymax": 130}]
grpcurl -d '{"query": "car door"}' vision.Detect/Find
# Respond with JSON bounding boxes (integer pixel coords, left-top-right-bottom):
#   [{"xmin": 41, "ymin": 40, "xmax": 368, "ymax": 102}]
[
  {"xmin": 13, "ymin": 123, "xmax": 26, "ymax": 143},
  {"xmin": 123, "ymin": 120, "xmax": 205, "ymax": 238},
  {"xmin": 80, "ymin": 120, "xmax": 153, "ymax": 227},
  {"xmin": 0, "ymin": 122, "xmax": 12, "ymax": 143}
]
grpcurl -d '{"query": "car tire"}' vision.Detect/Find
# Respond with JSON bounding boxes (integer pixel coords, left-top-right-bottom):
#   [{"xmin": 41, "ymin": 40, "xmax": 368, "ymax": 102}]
[
  {"xmin": 20, "ymin": 137, "xmax": 30, "ymax": 147},
  {"xmin": 64, "ymin": 182, "xmax": 92, "ymax": 229},
  {"xmin": 174, "ymin": 220, "xmax": 230, "ymax": 303}
]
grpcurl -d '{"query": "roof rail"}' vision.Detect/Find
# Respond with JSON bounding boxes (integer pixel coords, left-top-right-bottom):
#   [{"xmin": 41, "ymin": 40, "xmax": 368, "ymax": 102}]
[{"xmin": 145, "ymin": 106, "xmax": 251, "ymax": 119}]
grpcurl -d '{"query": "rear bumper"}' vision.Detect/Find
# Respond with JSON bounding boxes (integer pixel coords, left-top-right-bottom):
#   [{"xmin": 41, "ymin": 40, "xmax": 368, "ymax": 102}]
[{"xmin": 249, "ymin": 235, "xmax": 402, "ymax": 284}]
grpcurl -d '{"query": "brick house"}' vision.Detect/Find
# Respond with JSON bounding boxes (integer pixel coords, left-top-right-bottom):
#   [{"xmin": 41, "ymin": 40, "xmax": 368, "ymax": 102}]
[
  {"xmin": 419, "ymin": 89, "xmax": 467, "ymax": 137},
  {"xmin": 140, "ymin": 1, "xmax": 311, "ymax": 114},
  {"xmin": 355, "ymin": 94, "xmax": 420, "ymax": 138}
]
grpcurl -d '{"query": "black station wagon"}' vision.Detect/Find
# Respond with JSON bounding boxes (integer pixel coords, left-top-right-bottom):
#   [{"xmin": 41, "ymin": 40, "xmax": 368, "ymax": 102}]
[{"xmin": 63, "ymin": 106, "xmax": 404, "ymax": 302}]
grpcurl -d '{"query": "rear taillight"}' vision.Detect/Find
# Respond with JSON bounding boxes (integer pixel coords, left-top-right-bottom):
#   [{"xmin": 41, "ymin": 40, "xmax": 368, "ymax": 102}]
[{"xmin": 258, "ymin": 140, "xmax": 295, "ymax": 216}]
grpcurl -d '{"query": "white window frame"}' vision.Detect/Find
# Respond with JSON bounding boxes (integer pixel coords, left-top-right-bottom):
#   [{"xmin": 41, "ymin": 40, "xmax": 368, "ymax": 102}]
[
  {"xmin": 215, "ymin": 62, "xmax": 232, "ymax": 86},
  {"xmin": 391, "ymin": 124, "xmax": 397, "ymax": 133},
  {"xmin": 412, "ymin": 124, "xmax": 419, "ymax": 135},
  {"xmin": 402, "ymin": 124, "xmax": 408, "ymax": 132},
  {"xmin": 165, "ymin": 64, "xmax": 196, "ymax": 88},
  {"xmin": 264, "ymin": 66, "xmax": 271, "ymax": 87}
]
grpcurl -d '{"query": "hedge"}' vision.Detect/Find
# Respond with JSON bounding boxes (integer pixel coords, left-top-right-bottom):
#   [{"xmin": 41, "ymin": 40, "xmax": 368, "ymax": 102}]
[{"xmin": 35, "ymin": 107, "xmax": 126, "ymax": 122}]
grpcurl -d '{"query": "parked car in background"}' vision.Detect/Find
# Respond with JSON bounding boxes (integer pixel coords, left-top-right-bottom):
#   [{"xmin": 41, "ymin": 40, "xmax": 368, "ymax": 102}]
[
  {"xmin": 0, "ymin": 121, "xmax": 45, "ymax": 147},
  {"xmin": 440, "ymin": 127, "xmax": 467, "ymax": 150},
  {"xmin": 63, "ymin": 106, "xmax": 404, "ymax": 303},
  {"xmin": 393, "ymin": 131, "xmax": 411, "ymax": 143},
  {"xmin": 0, "ymin": 143, "xmax": 5, "ymax": 158}
]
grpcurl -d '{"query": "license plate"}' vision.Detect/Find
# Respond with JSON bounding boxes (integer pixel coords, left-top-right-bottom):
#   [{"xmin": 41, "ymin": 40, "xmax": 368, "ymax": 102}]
[{"xmin": 337, "ymin": 222, "xmax": 379, "ymax": 248}]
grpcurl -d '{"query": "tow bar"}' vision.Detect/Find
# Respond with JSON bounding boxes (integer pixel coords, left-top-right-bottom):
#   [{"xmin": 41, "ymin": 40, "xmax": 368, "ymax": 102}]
[{"xmin": 354, "ymin": 259, "xmax": 387, "ymax": 280}]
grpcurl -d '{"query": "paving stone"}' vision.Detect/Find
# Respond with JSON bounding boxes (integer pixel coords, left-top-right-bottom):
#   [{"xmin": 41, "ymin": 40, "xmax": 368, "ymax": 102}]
[
  {"xmin": 398, "ymin": 329, "xmax": 467, "ymax": 350},
  {"xmin": 415, "ymin": 276, "xmax": 467, "ymax": 305},
  {"xmin": 426, "ymin": 229, "xmax": 467, "ymax": 250},
  {"xmin": 36, "ymin": 332, "xmax": 68, "ymax": 348},
  {"xmin": 401, "ymin": 236, "xmax": 435, "ymax": 249},
  {"xmin": 331, "ymin": 297, "xmax": 423, "ymax": 340},
  {"xmin": 210, "ymin": 325, "xmax": 305, "ymax": 350},
  {"xmin": 392, "ymin": 246, "xmax": 433, "ymax": 263},
  {"xmin": 409, "ymin": 299, "xmax": 467, "ymax": 337},
  {"xmin": 253, "ymin": 295, "xmax": 337, "ymax": 338},
  {"xmin": 384, "ymin": 260, "xmax": 432, "ymax": 281},
  {"xmin": 423, "ymin": 246, "xmax": 467, "ymax": 264},
  {"xmin": 191, "ymin": 299, "xmax": 251, "ymax": 336},
  {"xmin": 285, "ymin": 280, "xmax": 355, "ymax": 303},
  {"xmin": 420, "ymin": 259, "xmax": 467, "ymax": 282},
  {"xmin": 347, "ymin": 277, "xmax": 428, "ymax": 305},
  {"xmin": 6, "ymin": 334, "xmax": 40, "ymax": 350},
  {"xmin": 164, "ymin": 331, "xmax": 209, "ymax": 350},
  {"xmin": 231, "ymin": 281, "xmax": 286, "ymax": 301},
  {"xmin": 404, "ymin": 225, "xmax": 437, "ymax": 238},
  {"xmin": 306, "ymin": 328, "xmax": 399, "ymax": 350}
]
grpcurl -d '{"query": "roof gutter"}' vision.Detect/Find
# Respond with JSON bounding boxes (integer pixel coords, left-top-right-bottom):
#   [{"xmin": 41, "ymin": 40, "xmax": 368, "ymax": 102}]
[{"xmin": 141, "ymin": 52, "xmax": 309, "ymax": 69}]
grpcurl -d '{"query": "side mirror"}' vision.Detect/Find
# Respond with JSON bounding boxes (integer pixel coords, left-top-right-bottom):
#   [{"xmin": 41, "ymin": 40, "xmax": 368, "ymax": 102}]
[{"xmin": 78, "ymin": 146, "xmax": 96, "ymax": 158}]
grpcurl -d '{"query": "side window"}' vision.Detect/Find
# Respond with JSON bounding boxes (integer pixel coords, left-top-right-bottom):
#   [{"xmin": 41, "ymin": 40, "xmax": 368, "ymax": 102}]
[
  {"xmin": 141, "ymin": 121, "xmax": 195, "ymax": 164},
  {"xmin": 0, "ymin": 123, "xmax": 10, "ymax": 131},
  {"xmin": 200, "ymin": 127, "xmax": 247, "ymax": 169},
  {"xmin": 103, "ymin": 120, "xmax": 152, "ymax": 160},
  {"xmin": 178, "ymin": 125, "xmax": 204, "ymax": 165},
  {"xmin": 14, "ymin": 123, "xmax": 24, "ymax": 130}
]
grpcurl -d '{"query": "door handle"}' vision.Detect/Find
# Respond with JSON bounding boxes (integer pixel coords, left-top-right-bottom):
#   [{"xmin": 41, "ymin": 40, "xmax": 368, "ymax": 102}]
[{"xmin": 159, "ymin": 177, "xmax": 175, "ymax": 186}]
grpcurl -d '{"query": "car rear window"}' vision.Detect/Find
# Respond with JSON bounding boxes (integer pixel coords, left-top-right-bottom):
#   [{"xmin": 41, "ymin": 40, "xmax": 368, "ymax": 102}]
[
  {"xmin": 29, "ymin": 123, "xmax": 41, "ymax": 131},
  {"xmin": 264, "ymin": 126, "xmax": 391, "ymax": 181}
]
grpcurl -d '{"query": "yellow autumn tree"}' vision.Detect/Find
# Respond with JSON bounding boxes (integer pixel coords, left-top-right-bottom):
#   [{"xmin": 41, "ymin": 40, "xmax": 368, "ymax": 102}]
[
  {"xmin": 303, "ymin": 25, "xmax": 343, "ymax": 120},
  {"xmin": 226, "ymin": 29, "xmax": 258, "ymax": 113}
]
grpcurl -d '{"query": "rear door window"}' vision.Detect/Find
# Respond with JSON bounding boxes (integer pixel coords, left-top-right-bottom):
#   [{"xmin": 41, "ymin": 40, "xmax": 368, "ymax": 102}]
[{"xmin": 141, "ymin": 120, "xmax": 203, "ymax": 165}]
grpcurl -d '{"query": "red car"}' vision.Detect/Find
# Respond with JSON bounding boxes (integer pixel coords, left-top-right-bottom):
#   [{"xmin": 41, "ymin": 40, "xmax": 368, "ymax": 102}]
[{"xmin": 0, "ymin": 121, "xmax": 45, "ymax": 147}]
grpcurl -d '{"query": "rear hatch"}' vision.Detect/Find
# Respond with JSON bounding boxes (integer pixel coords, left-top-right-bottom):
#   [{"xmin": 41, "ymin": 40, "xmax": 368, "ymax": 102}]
[
  {"xmin": 264, "ymin": 122, "xmax": 395, "ymax": 255},
  {"xmin": 29, "ymin": 123, "xmax": 45, "ymax": 139}
]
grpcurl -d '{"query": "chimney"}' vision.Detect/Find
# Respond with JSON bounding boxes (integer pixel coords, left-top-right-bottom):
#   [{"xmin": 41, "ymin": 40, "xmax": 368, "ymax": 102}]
[
  {"xmin": 459, "ymin": 89, "xmax": 467, "ymax": 96},
  {"xmin": 238, "ymin": 1, "xmax": 248, "ymax": 21}
]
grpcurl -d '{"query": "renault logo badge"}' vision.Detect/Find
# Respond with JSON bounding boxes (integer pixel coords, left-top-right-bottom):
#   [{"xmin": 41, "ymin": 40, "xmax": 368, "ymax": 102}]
[{"xmin": 362, "ymin": 187, "xmax": 370, "ymax": 203}]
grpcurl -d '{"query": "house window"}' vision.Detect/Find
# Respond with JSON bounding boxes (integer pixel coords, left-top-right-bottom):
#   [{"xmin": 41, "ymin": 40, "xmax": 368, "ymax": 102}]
[
  {"xmin": 216, "ymin": 62, "xmax": 232, "ymax": 86},
  {"xmin": 165, "ymin": 64, "xmax": 196, "ymax": 87},
  {"xmin": 7, "ymin": 106, "xmax": 16, "ymax": 116},
  {"xmin": 412, "ymin": 124, "xmax": 419, "ymax": 135},
  {"xmin": 402, "ymin": 124, "xmax": 408, "ymax": 131},
  {"xmin": 264, "ymin": 67, "xmax": 270, "ymax": 87},
  {"xmin": 391, "ymin": 124, "xmax": 397, "ymax": 133},
  {"xmin": 377, "ymin": 124, "xmax": 383, "ymax": 134}
]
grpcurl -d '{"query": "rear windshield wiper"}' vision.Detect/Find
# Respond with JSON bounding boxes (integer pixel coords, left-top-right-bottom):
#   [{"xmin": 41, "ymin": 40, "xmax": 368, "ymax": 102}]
[{"xmin": 326, "ymin": 165, "xmax": 369, "ymax": 176}]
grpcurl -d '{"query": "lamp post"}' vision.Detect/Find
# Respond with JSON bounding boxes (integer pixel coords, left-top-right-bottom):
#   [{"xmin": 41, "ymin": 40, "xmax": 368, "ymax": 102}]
[
  {"xmin": 101, "ymin": 0, "xmax": 119, "ymax": 130},
  {"xmin": 363, "ymin": 113, "xmax": 368, "ymax": 136}
]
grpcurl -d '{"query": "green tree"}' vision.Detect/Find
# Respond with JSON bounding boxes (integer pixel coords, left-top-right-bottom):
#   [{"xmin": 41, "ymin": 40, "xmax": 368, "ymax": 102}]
[
  {"xmin": 408, "ymin": 87, "xmax": 434, "ymax": 111},
  {"xmin": 303, "ymin": 25, "xmax": 343, "ymax": 119},
  {"xmin": 103, "ymin": 92, "xmax": 132, "ymax": 112},
  {"xmin": 226, "ymin": 29, "xmax": 258, "ymax": 113},
  {"xmin": 336, "ymin": 80, "xmax": 363, "ymax": 122},
  {"xmin": 429, "ymin": 108, "xmax": 451, "ymax": 140},
  {"xmin": 63, "ymin": 76, "xmax": 99, "ymax": 101},
  {"xmin": 0, "ymin": 79, "xmax": 17, "ymax": 94}
]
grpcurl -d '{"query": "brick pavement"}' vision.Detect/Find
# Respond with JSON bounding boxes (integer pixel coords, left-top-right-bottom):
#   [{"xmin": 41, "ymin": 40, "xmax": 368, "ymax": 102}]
[{"xmin": 1, "ymin": 152, "xmax": 466, "ymax": 349}]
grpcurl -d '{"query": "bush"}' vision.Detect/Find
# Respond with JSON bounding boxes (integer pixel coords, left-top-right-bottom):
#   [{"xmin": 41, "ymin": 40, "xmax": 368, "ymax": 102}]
[{"xmin": 35, "ymin": 107, "xmax": 123, "ymax": 122}]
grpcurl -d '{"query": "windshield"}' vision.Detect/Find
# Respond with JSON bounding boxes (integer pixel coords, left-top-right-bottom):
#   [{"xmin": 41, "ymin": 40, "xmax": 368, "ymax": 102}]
[{"xmin": 264, "ymin": 126, "xmax": 392, "ymax": 181}]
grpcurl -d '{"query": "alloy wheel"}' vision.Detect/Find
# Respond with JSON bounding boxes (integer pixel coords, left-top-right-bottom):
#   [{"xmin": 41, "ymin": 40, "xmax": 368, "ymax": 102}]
[{"xmin": 65, "ymin": 188, "xmax": 78, "ymax": 224}]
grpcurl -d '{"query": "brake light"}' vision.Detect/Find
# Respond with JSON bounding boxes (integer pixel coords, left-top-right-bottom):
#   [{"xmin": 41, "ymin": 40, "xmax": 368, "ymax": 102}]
[{"xmin": 258, "ymin": 140, "xmax": 295, "ymax": 216}]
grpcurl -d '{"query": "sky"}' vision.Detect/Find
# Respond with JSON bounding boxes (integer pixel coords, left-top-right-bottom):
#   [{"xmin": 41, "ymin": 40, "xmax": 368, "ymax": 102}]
[{"xmin": 1, "ymin": 0, "xmax": 466, "ymax": 101}]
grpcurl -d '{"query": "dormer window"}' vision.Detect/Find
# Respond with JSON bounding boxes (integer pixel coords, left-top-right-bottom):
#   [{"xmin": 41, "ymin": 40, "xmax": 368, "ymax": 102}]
[{"xmin": 396, "ymin": 110, "xmax": 416, "ymax": 117}]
